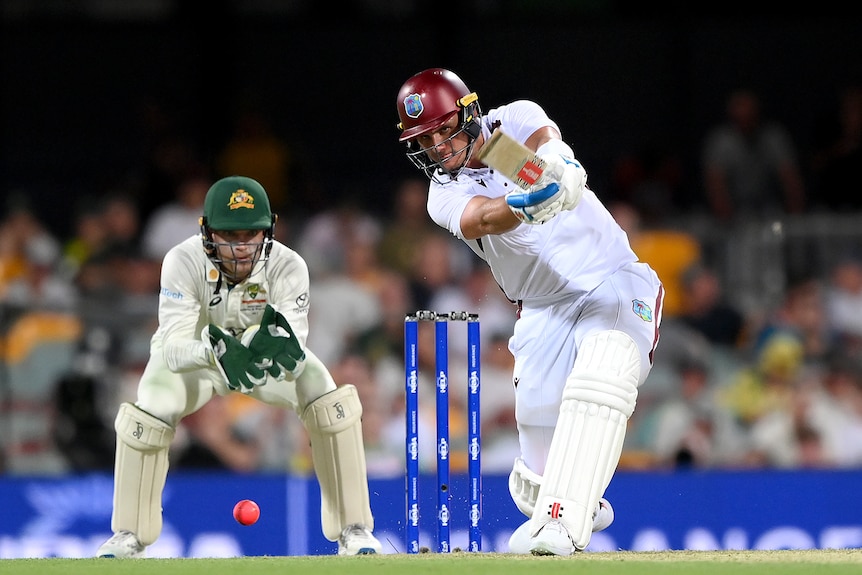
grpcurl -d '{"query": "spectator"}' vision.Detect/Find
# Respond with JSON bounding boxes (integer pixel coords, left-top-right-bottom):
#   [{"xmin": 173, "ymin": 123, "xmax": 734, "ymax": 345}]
[
  {"xmin": 804, "ymin": 351, "xmax": 862, "ymax": 467},
  {"xmin": 753, "ymin": 277, "xmax": 839, "ymax": 369},
  {"xmin": 720, "ymin": 332, "xmax": 803, "ymax": 425},
  {"xmin": 0, "ymin": 309, "xmax": 82, "ymax": 474},
  {"xmin": 128, "ymin": 96, "xmax": 203, "ymax": 224},
  {"xmin": 745, "ymin": 367, "xmax": 830, "ymax": 469},
  {"xmin": 75, "ymin": 249, "xmax": 157, "ymax": 370},
  {"xmin": 296, "ymin": 196, "xmax": 381, "ymax": 280},
  {"xmin": 331, "ymin": 352, "xmax": 402, "ymax": 478},
  {"xmin": 608, "ymin": 143, "xmax": 688, "ymax": 224},
  {"xmin": 701, "ymin": 88, "xmax": 806, "ymax": 222},
  {"xmin": 407, "ymin": 230, "xmax": 472, "ymax": 311},
  {"xmin": 641, "ymin": 355, "xmax": 747, "ymax": 469},
  {"xmin": 808, "ymin": 85, "xmax": 862, "ymax": 212},
  {"xmin": 429, "ymin": 263, "xmax": 517, "ymax": 365},
  {"xmin": 223, "ymin": 394, "xmax": 308, "ymax": 474},
  {"xmin": 678, "ymin": 262, "xmax": 747, "ymax": 349},
  {"xmin": 99, "ymin": 191, "xmax": 143, "ymax": 257},
  {"xmin": 351, "ymin": 269, "xmax": 415, "ymax": 405},
  {"xmin": 377, "ymin": 177, "xmax": 438, "ymax": 277},
  {"xmin": 216, "ymin": 104, "xmax": 292, "ymax": 214},
  {"xmin": 171, "ymin": 395, "xmax": 262, "ymax": 472},
  {"xmin": 717, "ymin": 331, "xmax": 814, "ymax": 468},
  {"xmin": 0, "ymin": 194, "xmax": 76, "ymax": 311},
  {"xmin": 610, "ymin": 201, "xmax": 701, "ymax": 318},
  {"xmin": 823, "ymin": 256, "xmax": 862, "ymax": 352},
  {"xmin": 141, "ymin": 169, "xmax": 210, "ymax": 260},
  {"xmin": 63, "ymin": 202, "xmax": 109, "ymax": 277},
  {"xmin": 304, "ymin": 240, "xmax": 382, "ymax": 366},
  {"xmin": 111, "ymin": 251, "xmax": 162, "ymax": 366},
  {"xmin": 0, "ymin": 194, "xmax": 82, "ymax": 474}
]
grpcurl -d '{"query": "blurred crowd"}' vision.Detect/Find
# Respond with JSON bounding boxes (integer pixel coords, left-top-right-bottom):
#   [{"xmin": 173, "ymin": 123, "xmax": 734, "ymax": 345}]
[{"xmin": 2, "ymin": 84, "xmax": 862, "ymax": 477}]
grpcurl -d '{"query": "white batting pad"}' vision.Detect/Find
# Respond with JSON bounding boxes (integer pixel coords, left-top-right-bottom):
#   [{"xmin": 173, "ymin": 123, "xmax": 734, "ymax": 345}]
[
  {"xmin": 112, "ymin": 402, "xmax": 175, "ymax": 546},
  {"xmin": 529, "ymin": 330, "xmax": 640, "ymax": 550},
  {"xmin": 301, "ymin": 384, "xmax": 374, "ymax": 541}
]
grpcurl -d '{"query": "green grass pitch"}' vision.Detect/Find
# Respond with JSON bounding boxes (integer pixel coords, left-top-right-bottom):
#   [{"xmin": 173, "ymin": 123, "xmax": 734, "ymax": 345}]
[{"xmin": 4, "ymin": 549, "xmax": 862, "ymax": 575}]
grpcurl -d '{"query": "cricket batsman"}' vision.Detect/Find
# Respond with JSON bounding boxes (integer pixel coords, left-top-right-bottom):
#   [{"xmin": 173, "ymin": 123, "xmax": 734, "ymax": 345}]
[{"xmin": 395, "ymin": 68, "xmax": 664, "ymax": 555}]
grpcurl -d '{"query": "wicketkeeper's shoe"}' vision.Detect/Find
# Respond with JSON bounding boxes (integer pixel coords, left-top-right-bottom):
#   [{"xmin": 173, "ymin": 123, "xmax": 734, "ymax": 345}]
[
  {"xmin": 529, "ymin": 520, "xmax": 576, "ymax": 556},
  {"xmin": 337, "ymin": 524, "xmax": 382, "ymax": 555},
  {"xmin": 96, "ymin": 530, "xmax": 146, "ymax": 558},
  {"xmin": 507, "ymin": 497, "xmax": 614, "ymax": 553}
]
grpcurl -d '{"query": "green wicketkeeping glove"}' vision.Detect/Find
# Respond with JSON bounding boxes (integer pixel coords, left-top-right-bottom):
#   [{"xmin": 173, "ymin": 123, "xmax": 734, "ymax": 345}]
[
  {"xmin": 247, "ymin": 305, "xmax": 307, "ymax": 380},
  {"xmin": 203, "ymin": 325, "xmax": 267, "ymax": 393}
]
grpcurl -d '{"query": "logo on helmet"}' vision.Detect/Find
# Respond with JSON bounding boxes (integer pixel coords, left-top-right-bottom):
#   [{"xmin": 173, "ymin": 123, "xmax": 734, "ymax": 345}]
[
  {"xmin": 227, "ymin": 190, "xmax": 256, "ymax": 211},
  {"xmin": 404, "ymin": 94, "xmax": 424, "ymax": 118}
]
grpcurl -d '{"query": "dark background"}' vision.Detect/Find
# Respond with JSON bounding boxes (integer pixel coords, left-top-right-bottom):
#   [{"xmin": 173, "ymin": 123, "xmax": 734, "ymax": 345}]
[{"xmin": 2, "ymin": 2, "xmax": 861, "ymax": 238}]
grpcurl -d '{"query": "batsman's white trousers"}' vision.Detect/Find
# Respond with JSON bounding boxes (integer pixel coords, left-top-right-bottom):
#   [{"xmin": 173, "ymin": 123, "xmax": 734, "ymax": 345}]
[{"xmin": 510, "ymin": 261, "xmax": 663, "ymax": 475}]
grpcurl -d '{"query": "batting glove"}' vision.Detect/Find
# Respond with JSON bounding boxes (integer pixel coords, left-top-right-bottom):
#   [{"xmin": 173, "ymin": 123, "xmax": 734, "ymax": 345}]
[
  {"xmin": 505, "ymin": 140, "xmax": 587, "ymax": 224},
  {"xmin": 203, "ymin": 325, "xmax": 267, "ymax": 393},
  {"xmin": 246, "ymin": 304, "xmax": 307, "ymax": 381}
]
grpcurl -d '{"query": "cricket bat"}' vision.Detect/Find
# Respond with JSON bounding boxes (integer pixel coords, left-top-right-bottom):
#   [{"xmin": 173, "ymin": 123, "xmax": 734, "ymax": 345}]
[{"xmin": 476, "ymin": 129, "xmax": 546, "ymax": 191}]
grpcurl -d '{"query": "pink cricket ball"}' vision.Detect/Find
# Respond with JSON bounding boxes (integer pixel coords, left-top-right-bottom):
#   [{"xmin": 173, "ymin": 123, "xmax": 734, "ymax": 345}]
[{"xmin": 233, "ymin": 499, "xmax": 260, "ymax": 526}]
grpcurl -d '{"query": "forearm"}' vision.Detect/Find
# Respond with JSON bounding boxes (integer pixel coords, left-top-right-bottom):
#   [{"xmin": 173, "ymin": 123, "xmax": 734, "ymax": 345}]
[
  {"xmin": 163, "ymin": 338, "xmax": 214, "ymax": 372},
  {"xmin": 157, "ymin": 290, "xmax": 214, "ymax": 372},
  {"xmin": 460, "ymin": 196, "xmax": 521, "ymax": 239}
]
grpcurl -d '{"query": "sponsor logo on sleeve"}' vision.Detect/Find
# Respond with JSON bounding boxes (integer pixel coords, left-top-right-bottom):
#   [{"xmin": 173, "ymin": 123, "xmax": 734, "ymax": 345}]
[{"xmin": 160, "ymin": 287, "xmax": 183, "ymax": 300}]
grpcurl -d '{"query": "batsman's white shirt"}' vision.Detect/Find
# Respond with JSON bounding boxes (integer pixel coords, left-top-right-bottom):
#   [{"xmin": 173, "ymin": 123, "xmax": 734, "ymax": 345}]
[
  {"xmin": 136, "ymin": 234, "xmax": 311, "ymax": 425},
  {"xmin": 427, "ymin": 101, "xmax": 664, "ymax": 437}
]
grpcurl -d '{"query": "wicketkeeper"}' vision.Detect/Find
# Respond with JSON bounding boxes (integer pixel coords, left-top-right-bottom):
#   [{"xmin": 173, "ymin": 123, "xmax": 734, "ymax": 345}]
[{"xmin": 96, "ymin": 175, "xmax": 382, "ymax": 557}]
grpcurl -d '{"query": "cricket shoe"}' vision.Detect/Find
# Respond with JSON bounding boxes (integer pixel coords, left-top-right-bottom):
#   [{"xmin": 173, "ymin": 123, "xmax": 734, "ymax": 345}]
[
  {"xmin": 96, "ymin": 530, "xmax": 146, "ymax": 558},
  {"xmin": 507, "ymin": 498, "xmax": 614, "ymax": 554},
  {"xmin": 337, "ymin": 524, "xmax": 382, "ymax": 555},
  {"xmin": 529, "ymin": 520, "xmax": 576, "ymax": 556},
  {"xmin": 592, "ymin": 497, "xmax": 614, "ymax": 532}
]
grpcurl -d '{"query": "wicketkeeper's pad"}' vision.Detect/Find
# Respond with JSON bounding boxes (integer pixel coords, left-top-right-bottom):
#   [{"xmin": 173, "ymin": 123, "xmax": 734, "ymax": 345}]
[
  {"xmin": 111, "ymin": 402, "xmax": 175, "ymax": 546},
  {"xmin": 301, "ymin": 384, "xmax": 374, "ymax": 541}
]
